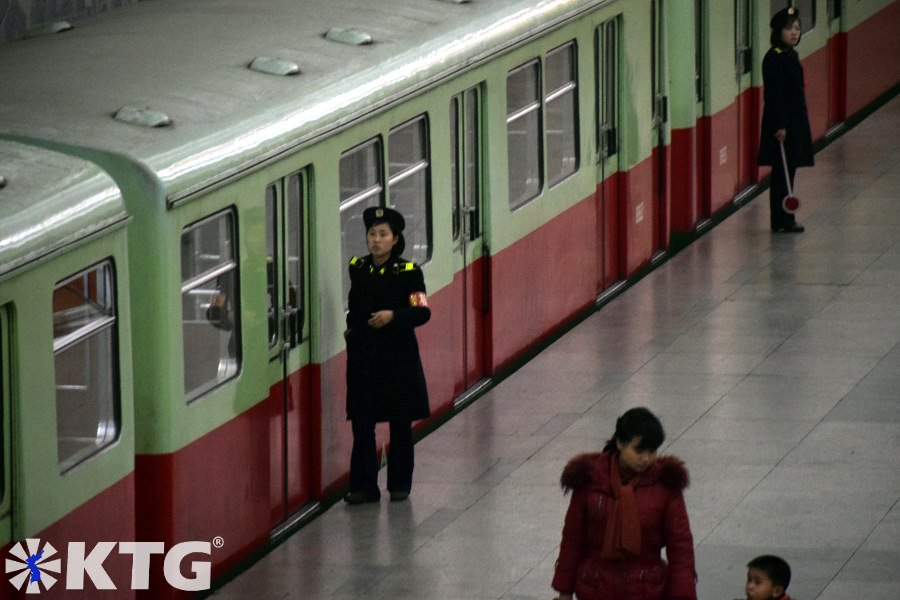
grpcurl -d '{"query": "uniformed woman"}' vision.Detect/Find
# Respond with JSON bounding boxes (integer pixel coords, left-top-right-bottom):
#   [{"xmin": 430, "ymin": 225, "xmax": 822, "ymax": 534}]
[
  {"xmin": 758, "ymin": 7, "xmax": 814, "ymax": 233},
  {"xmin": 344, "ymin": 206, "xmax": 431, "ymax": 504}
]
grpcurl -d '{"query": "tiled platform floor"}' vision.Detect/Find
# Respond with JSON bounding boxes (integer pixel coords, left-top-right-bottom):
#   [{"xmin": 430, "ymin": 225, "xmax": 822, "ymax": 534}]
[{"xmin": 212, "ymin": 95, "xmax": 900, "ymax": 600}]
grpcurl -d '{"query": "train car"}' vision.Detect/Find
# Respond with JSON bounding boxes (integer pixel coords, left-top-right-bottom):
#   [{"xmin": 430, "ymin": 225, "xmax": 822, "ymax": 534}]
[
  {"xmin": 0, "ymin": 0, "xmax": 896, "ymax": 597},
  {"xmin": 0, "ymin": 140, "xmax": 135, "ymax": 596}
]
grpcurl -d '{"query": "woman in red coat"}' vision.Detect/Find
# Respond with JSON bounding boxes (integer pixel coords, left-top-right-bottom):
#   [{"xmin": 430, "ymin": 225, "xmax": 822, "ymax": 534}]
[{"xmin": 552, "ymin": 407, "xmax": 696, "ymax": 600}]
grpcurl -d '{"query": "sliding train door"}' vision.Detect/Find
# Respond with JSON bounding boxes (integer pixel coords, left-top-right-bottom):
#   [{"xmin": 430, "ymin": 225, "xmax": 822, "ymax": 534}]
[
  {"xmin": 265, "ymin": 170, "xmax": 314, "ymax": 526},
  {"xmin": 450, "ymin": 85, "xmax": 488, "ymax": 400},
  {"xmin": 826, "ymin": 0, "xmax": 846, "ymax": 129},
  {"xmin": 695, "ymin": 0, "xmax": 711, "ymax": 223},
  {"xmin": 705, "ymin": 0, "xmax": 754, "ymax": 213},
  {"xmin": 733, "ymin": 0, "xmax": 754, "ymax": 195},
  {"xmin": 651, "ymin": 0, "xmax": 669, "ymax": 256},
  {"xmin": 595, "ymin": 18, "xmax": 622, "ymax": 291}
]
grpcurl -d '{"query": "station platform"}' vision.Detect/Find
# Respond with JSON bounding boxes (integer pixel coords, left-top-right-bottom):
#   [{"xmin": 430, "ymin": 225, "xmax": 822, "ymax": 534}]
[{"xmin": 211, "ymin": 95, "xmax": 900, "ymax": 600}]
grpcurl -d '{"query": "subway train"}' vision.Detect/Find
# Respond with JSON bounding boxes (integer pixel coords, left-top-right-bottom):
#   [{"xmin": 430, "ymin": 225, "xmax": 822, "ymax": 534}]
[{"xmin": 0, "ymin": 0, "xmax": 897, "ymax": 597}]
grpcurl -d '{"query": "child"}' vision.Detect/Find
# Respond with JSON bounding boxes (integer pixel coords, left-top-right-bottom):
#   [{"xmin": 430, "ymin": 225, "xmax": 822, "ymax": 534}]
[{"xmin": 745, "ymin": 555, "xmax": 792, "ymax": 600}]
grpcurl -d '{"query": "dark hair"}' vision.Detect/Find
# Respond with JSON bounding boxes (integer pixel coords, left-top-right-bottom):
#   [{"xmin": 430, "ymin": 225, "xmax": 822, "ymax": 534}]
[
  {"xmin": 602, "ymin": 407, "xmax": 665, "ymax": 453},
  {"xmin": 770, "ymin": 9, "xmax": 802, "ymax": 47},
  {"xmin": 392, "ymin": 232, "xmax": 406, "ymax": 256},
  {"xmin": 748, "ymin": 555, "xmax": 791, "ymax": 592}
]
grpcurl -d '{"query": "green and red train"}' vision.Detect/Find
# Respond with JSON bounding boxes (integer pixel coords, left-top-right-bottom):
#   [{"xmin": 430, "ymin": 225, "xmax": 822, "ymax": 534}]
[{"xmin": 0, "ymin": 0, "xmax": 897, "ymax": 596}]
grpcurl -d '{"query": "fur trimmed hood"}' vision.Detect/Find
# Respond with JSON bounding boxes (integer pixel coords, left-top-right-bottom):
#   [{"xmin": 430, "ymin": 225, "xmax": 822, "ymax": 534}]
[{"xmin": 560, "ymin": 451, "xmax": 690, "ymax": 493}]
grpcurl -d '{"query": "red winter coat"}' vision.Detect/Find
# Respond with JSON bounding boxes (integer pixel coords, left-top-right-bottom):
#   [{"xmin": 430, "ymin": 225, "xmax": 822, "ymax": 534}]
[{"xmin": 552, "ymin": 452, "xmax": 697, "ymax": 600}]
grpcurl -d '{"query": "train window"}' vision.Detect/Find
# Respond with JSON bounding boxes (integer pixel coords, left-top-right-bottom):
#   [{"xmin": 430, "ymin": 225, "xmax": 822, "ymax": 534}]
[
  {"xmin": 286, "ymin": 172, "xmax": 305, "ymax": 344},
  {"xmin": 545, "ymin": 42, "xmax": 579, "ymax": 186},
  {"xmin": 1, "ymin": 307, "xmax": 8, "ymax": 506},
  {"xmin": 53, "ymin": 261, "xmax": 120, "ymax": 472},
  {"xmin": 389, "ymin": 115, "xmax": 431, "ymax": 265},
  {"xmin": 340, "ymin": 138, "xmax": 384, "ymax": 304},
  {"xmin": 266, "ymin": 172, "xmax": 308, "ymax": 353},
  {"xmin": 180, "ymin": 210, "xmax": 240, "ymax": 401},
  {"xmin": 464, "ymin": 88, "xmax": 482, "ymax": 239},
  {"xmin": 507, "ymin": 59, "xmax": 542, "ymax": 209},
  {"xmin": 450, "ymin": 98, "xmax": 460, "ymax": 241},
  {"xmin": 735, "ymin": 0, "xmax": 752, "ymax": 76},
  {"xmin": 695, "ymin": 0, "xmax": 705, "ymax": 103},
  {"xmin": 266, "ymin": 185, "xmax": 279, "ymax": 347},
  {"xmin": 597, "ymin": 20, "xmax": 619, "ymax": 158},
  {"xmin": 770, "ymin": 1, "xmax": 816, "ymax": 34},
  {"xmin": 450, "ymin": 85, "xmax": 483, "ymax": 242}
]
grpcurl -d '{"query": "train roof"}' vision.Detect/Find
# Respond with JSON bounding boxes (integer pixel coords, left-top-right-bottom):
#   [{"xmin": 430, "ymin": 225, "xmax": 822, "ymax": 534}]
[
  {"xmin": 0, "ymin": 0, "xmax": 607, "ymax": 204},
  {"xmin": 0, "ymin": 140, "xmax": 126, "ymax": 279}
]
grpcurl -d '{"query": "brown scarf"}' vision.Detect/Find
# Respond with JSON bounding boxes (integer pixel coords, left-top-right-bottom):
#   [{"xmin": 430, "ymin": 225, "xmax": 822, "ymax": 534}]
[{"xmin": 600, "ymin": 454, "xmax": 642, "ymax": 559}]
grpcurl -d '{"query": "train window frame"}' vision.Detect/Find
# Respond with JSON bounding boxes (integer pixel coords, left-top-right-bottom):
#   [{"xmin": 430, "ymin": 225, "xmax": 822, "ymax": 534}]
[
  {"xmin": 266, "ymin": 170, "xmax": 309, "ymax": 357},
  {"xmin": 545, "ymin": 41, "xmax": 579, "ymax": 188},
  {"xmin": 506, "ymin": 59, "xmax": 543, "ymax": 210},
  {"xmin": 695, "ymin": 0, "xmax": 705, "ymax": 103},
  {"xmin": 450, "ymin": 84, "xmax": 484, "ymax": 243},
  {"xmin": 0, "ymin": 306, "xmax": 9, "ymax": 514},
  {"xmin": 451, "ymin": 97, "xmax": 461, "ymax": 242},
  {"xmin": 52, "ymin": 260, "xmax": 121, "ymax": 473},
  {"xmin": 340, "ymin": 137, "xmax": 385, "ymax": 306},
  {"xmin": 265, "ymin": 184, "xmax": 280, "ymax": 349},
  {"xmin": 285, "ymin": 171, "xmax": 308, "ymax": 347},
  {"xmin": 596, "ymin": 19, "xmax": 620, "ymax": 158},
  {"xmin": 388, "ymin": 114, "xmax": 432, "ymax": 266},
  {"xmin": 180, "ymin": 209, "xmax": 241, "ymax": 403},
  {"xmin": 770, "ymin": 1, "xmax": 816, "ymax": 35},
  {"xmin": 506, "ymin": 39, "xmax": 580, "ymax": 210}
]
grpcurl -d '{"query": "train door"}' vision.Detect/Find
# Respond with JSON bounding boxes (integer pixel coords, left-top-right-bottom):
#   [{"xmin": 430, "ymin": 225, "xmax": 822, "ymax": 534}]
[
  {"xmin": 265, "ymin": 170, "xmax": 314, "ymax": 526},
  {"xmin": 450, "ymin": 85, "xmax": 488, "ymax": 399},
  {"xmin": 651, "ymin": 0, "xmax": 669, "ymax": 256},
  {"xmin": 733, "ymin": 0, "xmax": 754, "ymax": 195},
  {"xmin": 694, "ymin": 0, "xmax": 711, "ymax": 223},
  {"xmin": 0, "ymin": 307, "xmax": 10, "ymax": 541},
  {"xmin": 826, "ymin": 0, "xmax": 846, "ymax": 128},
  {"xmin": 595, "ymin": 18, "xmax": 622, "ymax": 291}
]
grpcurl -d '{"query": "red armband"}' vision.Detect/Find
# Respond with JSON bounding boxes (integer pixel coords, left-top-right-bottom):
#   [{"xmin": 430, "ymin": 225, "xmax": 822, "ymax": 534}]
[{"xmin": 408, "ymin": 292, "xmax": 429, "ymax": 307}]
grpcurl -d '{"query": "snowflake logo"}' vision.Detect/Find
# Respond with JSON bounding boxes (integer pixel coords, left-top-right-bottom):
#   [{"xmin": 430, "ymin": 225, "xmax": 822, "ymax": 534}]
[{"xmin": 5, "ymin": 538, "xmax": 61, "ymax": 594}]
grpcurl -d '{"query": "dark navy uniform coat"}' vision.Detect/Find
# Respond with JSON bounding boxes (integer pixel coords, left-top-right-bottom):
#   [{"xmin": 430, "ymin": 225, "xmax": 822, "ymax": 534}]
[
  {"xmin": 758, "ymin": 45, "xmax": 814, "ymax": 169},
  {"xmin": 345, "ymin": 254, "xmax": 430, "ymax": 423}
]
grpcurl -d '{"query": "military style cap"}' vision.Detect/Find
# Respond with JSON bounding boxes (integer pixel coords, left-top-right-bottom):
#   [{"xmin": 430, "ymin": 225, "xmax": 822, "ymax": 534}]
[
  {"xmin": 770, "ymin": 6, "xmax": 799, "ymax": 30},
  {"xmin": 363, "ymin": 206, "xmax": 405, "ymax": 232}
]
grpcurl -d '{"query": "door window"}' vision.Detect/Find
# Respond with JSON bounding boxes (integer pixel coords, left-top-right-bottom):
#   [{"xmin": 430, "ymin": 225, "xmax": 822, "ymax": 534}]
[
  {"xmin": 451, "ymin": 84, "xmax": 484, "ymax": 242},
  {"xmin": 597, "ymin": 20, "xmax": 619, "ymax": 158},
  {"xmin": 1, "ymin": 307, "xmax": 10, "ymax": 508},
  {"xmin": 266, "ymin": 172, "xmax": 308, "ymax": 352}
]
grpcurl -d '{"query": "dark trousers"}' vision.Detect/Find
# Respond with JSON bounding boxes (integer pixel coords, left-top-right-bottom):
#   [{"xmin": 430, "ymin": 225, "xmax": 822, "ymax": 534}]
[
  {"xmin": 349, "ymin": 417, "xmax": 414, "ymax": 496},
  {"xmin": 769, "ymin": 163, "xmax": 798, "ymax": 229}
]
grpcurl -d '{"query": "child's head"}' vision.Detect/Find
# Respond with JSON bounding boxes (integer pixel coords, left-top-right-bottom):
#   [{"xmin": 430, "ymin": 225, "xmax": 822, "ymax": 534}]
[{"xmin": 745, "ymin": 555, "xmax": 791, "ymax": 600}]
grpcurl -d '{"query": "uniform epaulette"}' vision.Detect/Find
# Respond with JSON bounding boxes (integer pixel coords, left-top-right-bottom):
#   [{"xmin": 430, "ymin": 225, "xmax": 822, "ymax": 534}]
[
  {"xmin": 349, "ymin": 256, "xmax": 365, "ymax": 268},
  {"xmin": 774, "ymin": 47, "xmax": 783, "ymax": 54},
  {"xmin": 393, "ymin": 261, "xmax": 417, "ymax": 274}
]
